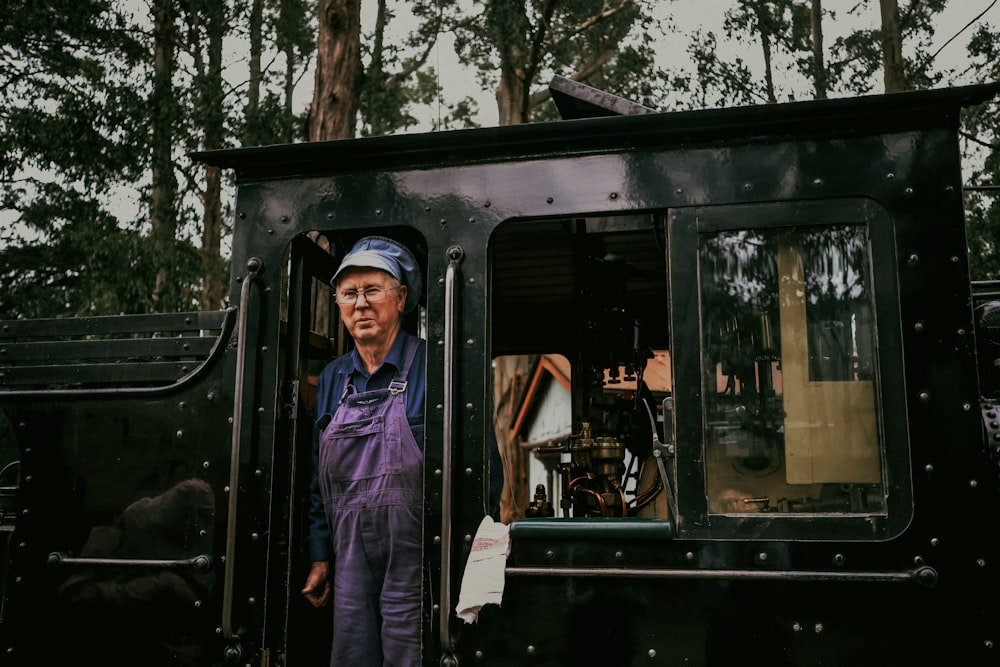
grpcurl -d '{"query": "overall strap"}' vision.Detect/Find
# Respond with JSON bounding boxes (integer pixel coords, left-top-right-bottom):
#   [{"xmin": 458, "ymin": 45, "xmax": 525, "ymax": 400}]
[{"xmin": 389, "ymin": 334, "xmax": 421, "ymax": 395}]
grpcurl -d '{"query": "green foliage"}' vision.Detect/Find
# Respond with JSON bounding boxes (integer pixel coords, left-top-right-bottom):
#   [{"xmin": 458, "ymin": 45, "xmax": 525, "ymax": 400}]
[
  {"xmin": 0, "ymin": 0, "xmax": 155, "ymax": 319},
  {"xmin": 962, "ymin": 22, "xmax": 1000, "ymax": 281},
  {"xmin": 0, "ymin": 186, "xmax": 202, "ymax": 318}
]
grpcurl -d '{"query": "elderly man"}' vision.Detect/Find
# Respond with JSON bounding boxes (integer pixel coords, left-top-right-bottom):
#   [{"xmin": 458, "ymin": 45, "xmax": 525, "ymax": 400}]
[{"xmin": 302, "ymin": 236, "xmax": 426, "ymax": 667}]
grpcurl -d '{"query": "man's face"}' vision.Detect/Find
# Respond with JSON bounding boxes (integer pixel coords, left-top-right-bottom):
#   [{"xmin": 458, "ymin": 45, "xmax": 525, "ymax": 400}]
[{"xmin": 335, "ymin": 267, "xmax": 407, "ymax": 347}]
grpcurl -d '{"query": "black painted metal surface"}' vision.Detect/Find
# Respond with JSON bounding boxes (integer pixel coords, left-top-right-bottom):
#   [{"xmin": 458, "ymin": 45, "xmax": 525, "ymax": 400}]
[{"xmin": 1, "ymin": 81, "xmax": 999, "ymax": 665}]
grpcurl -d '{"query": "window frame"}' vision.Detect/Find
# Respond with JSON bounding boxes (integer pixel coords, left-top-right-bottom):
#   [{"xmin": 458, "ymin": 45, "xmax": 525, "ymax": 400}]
[{"xmin": 668, "ymin": 198, "xmax": 912, "ymax": 541}]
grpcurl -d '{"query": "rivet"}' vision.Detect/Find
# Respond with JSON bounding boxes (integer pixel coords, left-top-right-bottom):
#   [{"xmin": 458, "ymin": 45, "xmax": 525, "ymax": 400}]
[
  {"xmin": 248, "ymin": 597, "xmax": 256, "ymax": 605},
  {"xmin": 964, "ymin": 403, "xmax": 973, "ymax": 411},
  {"xmin": 833, "ymin": 553, "xmax": 845, "ymax": 566},
  {"xmin": 904, "ymin": 187, "xmax": 914, "ymax": 196},
  {"xmin": 465, "ymin": 534, "xmax": 473, "ymax": 543},
  {"xmin": 930, "ymin": 537, "xmax": 940, "ymax": 547},
  {"xmin": 685, "ymin": 551, "xmax": 695, "ymax": 561},
  {"xmin": 203, "ymin": 461, "xmax": 211, "ymax": 469},
  {"xmin": 545, "ymin": 550, "xmax": 555, "ymax": 560},
  {"xmin": 970, "ymin": 479, "xmax": 979, "ymax": 488},
  {"xmin": 648, "ymin": 649, "xmax": 657, "ymax": 658},
  {"xmin": 484, "ymin": 201, "xmax": 491, "ymax": 208},
  {"xmin": 434, "ymin": 536, "xmax": 441, "ymax": 544},
  {"xmin": 251, "ymin": 532, "xmax": 260, "ymax": 541},
  {"xmin": 435, "ymin": 469, "xmax": 443, "ymax": 478},
  {"xmin": 436, "ymin": 403, "xmax": 443, "ymax": 410},
  {"xmin": 267, "ymin": 229, "xmax": 274, "ymax": 235},
  {"xmin": 914, "ymin": 322, "xmax": 925, "ymax": 332},
  {"xmin": 465, "ymin": 468, "xmax": 473, "ymax": 476},
  {"xmin": 546, "ymin": 197, "xmax": 554, "ymax": 204},
  {"xmin": 918, "ymin": 391, "xmax": 930, "ymax": 403},
  {"xmin": 280, "ymin": 216, "xmax": 288, "ymax": 223},
  {"xmin": 675, "ymin": 187, "xmax": 683, "ymax": 194},
  {"xmin": 375, "ymin": 209, "xmax": 383, "ymax": 216},
  {"xmin": 176, "ymin": 430, "xmax": 184, "ymax": 438},
  {"xmin": 812, "ymin": 178, "xmax": 823, "ymax": 187},
  {"xmin": 814, "ymin": 623, "xmax": 824, "ymax": 634},
  {"xmin": 886, "ymin": 173, "xmax": 896, "ymax": 180},
  {"xmin": 908, "ymin": 253, "xmax": 919, "ymax": 265},
  {"xmin": 527, "ymin": 645, "xmax": 537, "ymax": 655},
  {"xmin": 609, "ymin": 192, "xmax": 618, "ymax": 199},
  {"xmin": 793, "ymin": 622, "xmax": 803, "ymax": 632},
  {"xmin": 179, "ymin": 402, "xmax": 186, "ymax": 409},
  {"xmin": 615, "ymin": 551, "xmax": 624, "ymax": 560},
  {"xmin": 977, "ymin": 558, "xmax": 986, "ymax": 567},
  {"xmin": 239, "ymin": 211, "xmax": 246, "ymax": 219}
]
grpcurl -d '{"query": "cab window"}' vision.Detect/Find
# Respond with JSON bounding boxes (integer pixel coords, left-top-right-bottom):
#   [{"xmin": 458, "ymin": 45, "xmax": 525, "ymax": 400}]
[{"xmin": 699, "ymin": 224, "xmax": 884, "ymax": 516}]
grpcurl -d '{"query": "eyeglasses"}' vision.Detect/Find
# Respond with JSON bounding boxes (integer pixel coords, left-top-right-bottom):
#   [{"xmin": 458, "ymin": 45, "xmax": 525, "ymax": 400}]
[{"xmin": 335, "ymin": 285, "xmax": 400, "ymax": 305}]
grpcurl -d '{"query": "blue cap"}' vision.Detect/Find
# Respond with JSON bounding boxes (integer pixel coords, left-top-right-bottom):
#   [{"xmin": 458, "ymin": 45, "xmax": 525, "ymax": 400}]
[{"xmin": 332, "ymin": 236, "xmax": 422, "ymax": 314}]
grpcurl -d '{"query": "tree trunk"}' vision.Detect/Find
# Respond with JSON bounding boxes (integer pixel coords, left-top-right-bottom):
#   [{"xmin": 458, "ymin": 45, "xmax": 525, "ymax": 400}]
[
  {"xmin": 879, "ymin": 0, "xmax": 907, "ymax": 92},
  {"xmin": 199, "ymin": 0, "xmax": 226, "ymax": 311},
  {"xmin": 752, "ymin": 1, "xmax": 777, "ymax": 104},
  {"xmin": 150, "ymin": 0, "xmax": 178, "ymax": 312},
  {"xmin": 811, "ymin": 0, "xmax": 827, "ymax": 99},
  {"xmin": 491, "ymin": 1, "xmax": 533, "ymax": 126},
  {"xmin": 245, "ymin": 0, "xmax": 263, "ymax": 145},
  {"xmin": 308, "ymin": 0, "xmax": 363, "ymax": 141}
]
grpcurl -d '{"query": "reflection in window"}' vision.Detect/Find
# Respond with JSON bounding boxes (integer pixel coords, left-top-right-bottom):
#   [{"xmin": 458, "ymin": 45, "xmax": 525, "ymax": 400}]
[{"xmin": 699, "ymin": 225, "xmax": 885, "ymax": 515}]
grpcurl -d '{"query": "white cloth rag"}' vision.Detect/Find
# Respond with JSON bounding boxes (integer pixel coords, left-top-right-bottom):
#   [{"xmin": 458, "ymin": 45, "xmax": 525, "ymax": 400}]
[{"xmin": 455, "ymin": 516, "xmax": 510, "ymax": 623}]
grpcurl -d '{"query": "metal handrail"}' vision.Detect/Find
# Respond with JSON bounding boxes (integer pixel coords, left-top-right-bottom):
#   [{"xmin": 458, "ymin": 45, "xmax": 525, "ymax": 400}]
[
  {"xmin": 221, "ymin": 257, "xmax": 262, "ymax": 640},
  {"xmin": 48, "ymin": 552, "xmax": 213, "ymax": 572},
  {"xmin": 505, "ymin": 564, "xmax": 939, "ymax": 586},
  {"xmin": 439, "ymin": 245, "xmax": 464, "ymax": 655}
]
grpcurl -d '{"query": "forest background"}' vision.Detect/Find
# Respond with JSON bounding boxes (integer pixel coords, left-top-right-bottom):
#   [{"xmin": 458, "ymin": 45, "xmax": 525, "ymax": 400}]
[{"xmin": 1, "ymin": 0, "xmax": 998, "ymax": 319}]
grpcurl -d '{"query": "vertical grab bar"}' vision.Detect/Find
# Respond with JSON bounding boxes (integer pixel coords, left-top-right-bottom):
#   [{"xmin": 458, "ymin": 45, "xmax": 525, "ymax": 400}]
[
  {"xmin": 440, "ymin": 245, "xmax": 464, "ymax": 655},
  {"xmin": 222, "ymin": 257, "xmax": 262, "ymax": 642}
]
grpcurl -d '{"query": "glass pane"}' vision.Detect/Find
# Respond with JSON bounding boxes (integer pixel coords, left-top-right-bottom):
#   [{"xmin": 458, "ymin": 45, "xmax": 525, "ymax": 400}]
[{"xmin": 699, "ymin": 225, "xmax": 885, "ymax": 515}]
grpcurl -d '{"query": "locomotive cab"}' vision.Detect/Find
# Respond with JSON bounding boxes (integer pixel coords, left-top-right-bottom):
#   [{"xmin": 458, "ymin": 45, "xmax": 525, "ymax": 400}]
[{"xmin": 2, "ymin": 79, "xmax": 999, "ymax": 666}]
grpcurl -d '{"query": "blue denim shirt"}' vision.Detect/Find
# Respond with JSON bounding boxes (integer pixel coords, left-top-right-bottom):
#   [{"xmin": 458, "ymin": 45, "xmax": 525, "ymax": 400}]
[{"xmin": 308, "ymin": 330, "xmax": 426, "ymax": 562}]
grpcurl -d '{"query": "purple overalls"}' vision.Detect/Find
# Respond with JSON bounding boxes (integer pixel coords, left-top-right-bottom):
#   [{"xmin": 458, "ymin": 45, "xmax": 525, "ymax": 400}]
[{"xmin": 318, "ymin": 336, "xmax": 423, "ymax": 667}]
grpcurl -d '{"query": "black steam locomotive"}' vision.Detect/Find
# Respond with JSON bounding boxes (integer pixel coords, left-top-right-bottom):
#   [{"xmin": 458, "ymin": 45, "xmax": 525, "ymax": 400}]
[{"xmin": 2, "ymin": 77, "xmax": 998, "ymax": 665}]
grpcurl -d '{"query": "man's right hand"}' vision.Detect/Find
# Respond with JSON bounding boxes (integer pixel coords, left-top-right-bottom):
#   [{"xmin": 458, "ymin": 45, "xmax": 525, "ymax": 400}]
[{"xmin": 302, "ymin": 560, "xmax": 331, "ymax": 608}]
